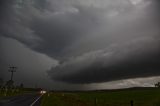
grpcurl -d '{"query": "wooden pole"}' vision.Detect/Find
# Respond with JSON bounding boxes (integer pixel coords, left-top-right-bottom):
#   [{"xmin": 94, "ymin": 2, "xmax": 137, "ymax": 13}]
[{"xmin": 130, "ymin": 100, "xmax": 133, "ymax": 106}]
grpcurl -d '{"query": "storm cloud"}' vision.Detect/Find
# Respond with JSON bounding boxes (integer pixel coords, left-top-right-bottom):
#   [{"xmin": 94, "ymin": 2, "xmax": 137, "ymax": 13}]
[
  {"xmin": 48, "ymin": 37, "xmax": 160, "ymax": 83},
  {"xmin": 0, "ymin": 0, "xmax": 160, "ymax": 85}
]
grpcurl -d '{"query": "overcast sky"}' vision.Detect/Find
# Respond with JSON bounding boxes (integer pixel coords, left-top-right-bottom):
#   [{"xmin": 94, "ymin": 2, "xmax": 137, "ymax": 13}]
[{"xmin": 0, "ymin": 0, "xmax": 160, "ymax": 90}]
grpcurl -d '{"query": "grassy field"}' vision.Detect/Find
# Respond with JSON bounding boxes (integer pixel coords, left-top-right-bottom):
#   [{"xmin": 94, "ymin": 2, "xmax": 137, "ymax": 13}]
[
  {"xmin": 0, "ymin": 89, "xmax": 24, "ymax": 99},
  {"xmin": 0, "ymin": 88, "xmax": 40, "ymax": 99},
  {"xmin": 41, "ymin": 88, "xmax": 160, "ymax": 106}
]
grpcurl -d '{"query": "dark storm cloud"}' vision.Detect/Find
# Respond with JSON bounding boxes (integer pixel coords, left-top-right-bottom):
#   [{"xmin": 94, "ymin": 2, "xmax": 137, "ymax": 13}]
[
  {"xmin": 31, "ymin": 6, "xmax": 99, "ymax": 58},
  {"xmin": 0, "ymin": 0, "xmax": 160, "ymax": 84},
  {"xmin": 0, "ymin": 0, "xmax": 103, "ymax": 58},
  {"xmin": 48, "ymin": 37, "xmax": 160, "ymax": 83},
  {"xmin": 0, "ymin": 0, "xmax": 42, "ymax": 48}
]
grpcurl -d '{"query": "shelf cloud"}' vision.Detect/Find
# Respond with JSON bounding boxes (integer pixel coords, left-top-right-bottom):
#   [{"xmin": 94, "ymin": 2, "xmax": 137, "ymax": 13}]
[{"xmin": 0, "ymin": 0, "xmax": 160, "ymax": 85}]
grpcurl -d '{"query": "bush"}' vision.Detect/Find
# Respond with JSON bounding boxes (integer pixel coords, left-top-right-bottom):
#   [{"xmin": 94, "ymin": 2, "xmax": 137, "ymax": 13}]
[{"xmin": 155, "ymin": 82, "xmax": 160, "ymax": 87}]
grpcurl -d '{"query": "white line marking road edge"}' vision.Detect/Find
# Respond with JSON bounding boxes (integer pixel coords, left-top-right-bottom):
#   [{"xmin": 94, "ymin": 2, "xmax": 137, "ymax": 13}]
[{"xmin": 30, "ymin": 94, "xmax": 43, "ymax": 106}]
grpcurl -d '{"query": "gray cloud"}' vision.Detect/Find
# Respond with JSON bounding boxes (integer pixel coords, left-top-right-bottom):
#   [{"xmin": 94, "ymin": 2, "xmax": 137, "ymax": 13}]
[
  {"xmin": 0, "ymin": 0, "xmax": 160, "ymax": 85},
  {"xmin": 0, "ymin": 36, "xmax": 58, "ymax": 88},
  {"xmin": 48, "ymin": 36, "xmax": 160, "ymax": 83},
  {"xmin": 86, "ymin": 76, "xmax": 160, "ymax": 90}
]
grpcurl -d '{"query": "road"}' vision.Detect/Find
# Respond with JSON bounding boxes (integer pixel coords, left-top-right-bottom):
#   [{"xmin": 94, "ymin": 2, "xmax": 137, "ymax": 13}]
[{"xmin": 0, "ymin": 93, "xmax": 43, "ymax": 106}]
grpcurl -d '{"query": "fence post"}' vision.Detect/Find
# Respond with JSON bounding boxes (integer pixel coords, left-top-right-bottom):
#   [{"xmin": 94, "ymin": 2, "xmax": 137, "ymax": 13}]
[
  {"xmin": 95, "ymin": 98, "xmax": 97, "ymax": 106},
  {"xmin": 130, "ymin": 100, "xmax": 133, "ymax": 106}
]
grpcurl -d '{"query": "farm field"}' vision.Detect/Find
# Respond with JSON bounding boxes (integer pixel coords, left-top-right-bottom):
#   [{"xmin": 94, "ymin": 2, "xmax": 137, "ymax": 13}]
[{"xmin": 41, "ymin": 88, "xmax": 160, "ymax": 106}]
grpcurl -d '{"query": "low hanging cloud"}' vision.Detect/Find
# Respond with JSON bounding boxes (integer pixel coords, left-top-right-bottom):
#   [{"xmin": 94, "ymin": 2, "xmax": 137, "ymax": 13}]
[
  {"xmin": 0, "ymin": 0, "xmax": 160, "ymax": 84},
  {"xmin": 48, "ymin": 37, "xmax": 160, "ymax": 83}
]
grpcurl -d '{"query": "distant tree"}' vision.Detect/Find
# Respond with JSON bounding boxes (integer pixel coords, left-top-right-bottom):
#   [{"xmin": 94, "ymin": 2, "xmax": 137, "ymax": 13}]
[
  {"xmin": 0, "ymin": 78, "xmax": 3, "ymax": 87},
  {"xmin": 5, "ymin": 80, "xmax": 14, "ymax": 88},
  {"xmin": 155, "ymin": 82, "xmax": 160, "ymax": 87},
  {"xmin": 20, "ymin": 83, "xmax": 24, "ymax": 89}
]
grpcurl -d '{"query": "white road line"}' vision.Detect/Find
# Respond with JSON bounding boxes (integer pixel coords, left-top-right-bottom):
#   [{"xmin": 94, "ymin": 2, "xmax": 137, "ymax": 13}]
[{"xmin": 30, "ymin": 94, "xmax": 43, "ymax": 106}]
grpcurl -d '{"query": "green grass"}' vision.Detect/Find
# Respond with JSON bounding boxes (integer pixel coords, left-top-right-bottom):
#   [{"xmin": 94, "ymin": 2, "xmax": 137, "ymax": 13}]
[
  {"xmin": 0, "ymin": 89, "xmax": 21, "ymax": 98},
  {"xmin": 41, "ymin": 88, "xmax": 160, "ymax": 106},
  {"xmin": 0, "ymin": 88, "xmax": 37, "ymax": 99}
]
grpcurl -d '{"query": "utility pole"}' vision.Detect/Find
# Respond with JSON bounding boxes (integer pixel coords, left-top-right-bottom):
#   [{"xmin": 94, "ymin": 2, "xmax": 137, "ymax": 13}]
[{"xmin": 8, "ymin": 66, "xmax": 17, "ymax": 81}]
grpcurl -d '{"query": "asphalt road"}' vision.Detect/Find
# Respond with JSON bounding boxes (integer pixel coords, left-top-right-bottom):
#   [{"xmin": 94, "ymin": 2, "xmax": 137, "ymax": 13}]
[{"xmin": 0, "ymin": 93, "xmax": 43, "ymax": 106}]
